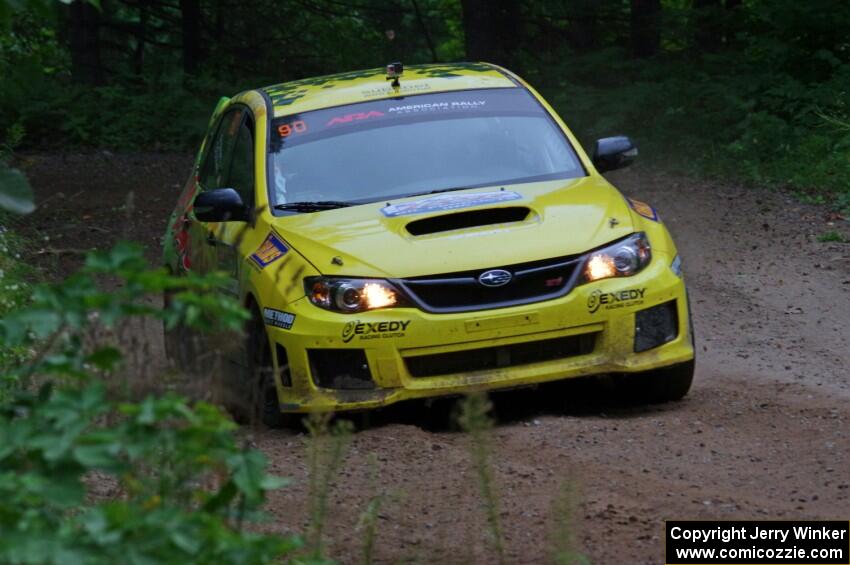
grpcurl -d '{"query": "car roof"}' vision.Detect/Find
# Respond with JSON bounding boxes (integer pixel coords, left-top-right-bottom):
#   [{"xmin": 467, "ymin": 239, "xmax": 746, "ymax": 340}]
[{"xmin": 259, "ymin": 62, "xmax": 518, "ymax": 118}]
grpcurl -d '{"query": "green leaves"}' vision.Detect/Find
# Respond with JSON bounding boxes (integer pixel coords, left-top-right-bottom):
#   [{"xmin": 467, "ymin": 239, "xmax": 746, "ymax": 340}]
[
  {"xmin": 0, "ymin": 240, "xmax": 248, "ymax": 380},
  {"xmin": 230, "ymin": 449, "xmax": 291, "ymax": 507},
  {"xmin": 0, "ymin": 239, "xmax": 299, "ymax": 562},
  {"xmin": 0, "ymin": 383, "xmax": 298, "ymax": 564},
  {"xmin": 0, "ymin": 164, "xmax": 34, "ymax": 214}
]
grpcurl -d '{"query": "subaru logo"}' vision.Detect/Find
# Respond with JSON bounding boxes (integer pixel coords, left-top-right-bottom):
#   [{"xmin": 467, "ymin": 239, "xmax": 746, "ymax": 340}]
[{"xmin": 478, "ymin": 269, "xmax": 512, "ymax": 287}]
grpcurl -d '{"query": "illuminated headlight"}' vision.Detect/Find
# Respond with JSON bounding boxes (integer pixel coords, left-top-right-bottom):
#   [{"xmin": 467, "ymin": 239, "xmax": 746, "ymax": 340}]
[
  {"xmin": 305, "ymin": 277, "xmax": 407, "ymax": 313},
  {"xmin": 581, "ymin": 232, "xmax": 651, "ymax": 283}
]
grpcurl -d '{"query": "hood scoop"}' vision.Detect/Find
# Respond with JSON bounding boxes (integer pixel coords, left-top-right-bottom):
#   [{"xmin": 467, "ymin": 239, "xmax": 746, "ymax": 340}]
[{"xmin": 405, "ymin": 206, "xmax": 531, "ymax": 236}]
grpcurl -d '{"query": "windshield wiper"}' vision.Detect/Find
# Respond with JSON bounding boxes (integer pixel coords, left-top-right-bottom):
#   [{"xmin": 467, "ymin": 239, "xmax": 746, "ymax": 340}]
[
  {"xmin": 392, "ymin": 185, "xmax": 476, "ymax": 201},
  {"xmin": 274, "ymin": 200, "xmax": 352, "ymax": 212}
]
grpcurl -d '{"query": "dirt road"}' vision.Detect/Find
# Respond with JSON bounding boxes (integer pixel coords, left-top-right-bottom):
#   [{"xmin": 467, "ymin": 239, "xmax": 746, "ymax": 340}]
[{"xmin": 19, "ymin": 153, "xmax": 850, "ymax": 563}]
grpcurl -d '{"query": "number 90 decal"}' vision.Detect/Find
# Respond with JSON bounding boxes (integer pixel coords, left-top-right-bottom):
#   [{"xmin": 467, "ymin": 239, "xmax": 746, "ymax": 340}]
[{"xmin": 278, "ymin": 120, "xmax": 307, "ymax": 138}]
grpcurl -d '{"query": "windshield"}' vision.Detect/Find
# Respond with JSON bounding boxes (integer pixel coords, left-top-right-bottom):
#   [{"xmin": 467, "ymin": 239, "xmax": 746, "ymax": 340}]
[{"xmin": 268, "ymin": 88, "xmax": 585, "ymax": 209}]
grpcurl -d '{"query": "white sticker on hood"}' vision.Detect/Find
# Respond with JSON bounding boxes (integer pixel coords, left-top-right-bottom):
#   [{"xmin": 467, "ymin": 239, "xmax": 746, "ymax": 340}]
[{"xmin": 381, "ymin": 191, "xmax": 522, "ymax": 217}]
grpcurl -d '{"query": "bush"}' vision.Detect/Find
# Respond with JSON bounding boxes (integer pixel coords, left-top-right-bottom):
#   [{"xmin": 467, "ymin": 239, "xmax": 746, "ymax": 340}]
[
  {"xmin": 0, "ymin": 242, "xmax": 303, "ymax": 564},
  {"xmin": 535, "ymin": 46, "xmax": 850, "ymax": 210},
  {"xmin": 0, "ymin": 384, "xmax": 299, "ymax": 564}
]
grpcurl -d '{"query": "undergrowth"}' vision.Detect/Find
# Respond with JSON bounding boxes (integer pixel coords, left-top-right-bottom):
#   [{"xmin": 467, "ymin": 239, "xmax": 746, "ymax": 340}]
[
  {"xmin": 534, "ymin": 48, "xmax": 850, "ymax": 213},
  {"xmin": 0, "ymin": 242, "xmax": 300, "ymax": 563},
  {"xmin": 457, "ymin": 393, "xmax": 506, "ymax": 564},
  {"xmin": 0, "ymin": 218, "xmax": 33, "ymax": 374}
]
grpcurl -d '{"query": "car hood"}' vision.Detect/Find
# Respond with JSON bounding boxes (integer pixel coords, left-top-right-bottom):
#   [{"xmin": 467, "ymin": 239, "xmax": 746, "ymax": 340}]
[{"xmin": 271, "ymin": 177, "xmax": 635, "ymax": 278}]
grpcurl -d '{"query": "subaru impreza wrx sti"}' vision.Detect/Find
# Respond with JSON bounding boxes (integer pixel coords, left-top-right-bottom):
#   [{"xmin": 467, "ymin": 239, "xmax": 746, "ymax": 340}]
[{"xmin": 163, "ymin": 62, "xmax": 695, "ymax": 426}]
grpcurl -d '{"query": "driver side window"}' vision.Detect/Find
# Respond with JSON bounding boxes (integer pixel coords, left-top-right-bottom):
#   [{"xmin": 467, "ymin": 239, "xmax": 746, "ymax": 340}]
[
  {"xmin": 227, "ymin": 117, "xmax": 255, "ymax": 210},
  {"xmin": 199, "ymin": 108, "xmax": 244, "ymax": 190}
]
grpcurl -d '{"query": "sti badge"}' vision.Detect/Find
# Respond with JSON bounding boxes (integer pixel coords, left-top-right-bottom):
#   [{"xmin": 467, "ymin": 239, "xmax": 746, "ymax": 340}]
[{"xmin": 251, "ymin": 233, "xmax": 288, "ymax": 268}]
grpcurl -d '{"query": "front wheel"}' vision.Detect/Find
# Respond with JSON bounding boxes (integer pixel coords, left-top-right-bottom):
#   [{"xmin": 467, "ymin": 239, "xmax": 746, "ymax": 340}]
[
  {"xmin": 617, "ymin": 359, "xmax": 695, "ymax": 403},
  {"xmin": 642, "ymin": 359, "xmax": 695, "ymax": 403},
  {"xmin": 245, "ymin": 309, "xmax": 291, "ymax": 428},
  {"xmin": 163, "ymin": 289, "xmax": 194, "ymax": 372}
]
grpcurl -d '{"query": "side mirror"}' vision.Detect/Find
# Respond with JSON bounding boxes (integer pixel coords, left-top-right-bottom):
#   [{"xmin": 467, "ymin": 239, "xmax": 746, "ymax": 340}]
[
  {"xmin": 592, "ymin": 136, "xmax": 638, "ymax": 173},
  {"xmin": 193, "ymin": 188, "xmax": 249, "ymax": 222}
]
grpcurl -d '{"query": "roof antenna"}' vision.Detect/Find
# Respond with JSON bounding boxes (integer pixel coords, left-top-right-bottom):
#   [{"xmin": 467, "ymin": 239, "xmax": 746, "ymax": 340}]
[{"xmin": 386, "ymin": 62, "xmax": 403, "ymax": 88}]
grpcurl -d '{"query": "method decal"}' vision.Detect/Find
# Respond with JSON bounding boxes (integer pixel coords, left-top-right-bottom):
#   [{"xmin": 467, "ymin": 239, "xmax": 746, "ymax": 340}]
[
  {"xmin": 627, "ymin": 198, "xmax": 659, "ymax": 222},
  {"xmin": 587, "ymin": 287, "xmax": 646, "ymax": 314},
  {"xmin": 263, "ymin": 308, "xmax": 296, "ymax": 330},
  {"xmin": 250, "ymin": 233, "xmax": 288, "ymax": 268},
  {"xmin": 381, "ymin": 191, "xmax": 522, "ymax": 217},
  {"xmin": 342, "ymin": 320, "xmax": 411, "ymax": 343}
]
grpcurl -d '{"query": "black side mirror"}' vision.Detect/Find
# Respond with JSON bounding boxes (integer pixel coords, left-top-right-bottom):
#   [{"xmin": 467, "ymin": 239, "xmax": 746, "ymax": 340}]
[
  {"xmin": 592, "ymin": 136, "xmax": 638, "ymax": 173},
  {"xmin": 193, "ymin": 188, "xmax": 249, "ymax": 222}
]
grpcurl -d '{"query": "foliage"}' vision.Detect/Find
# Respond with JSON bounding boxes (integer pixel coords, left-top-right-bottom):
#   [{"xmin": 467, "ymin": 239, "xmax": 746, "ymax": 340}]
[
  {"xmin": 0, "ymin": 165, "xmax": 34, "ymax": 214},
  {"xmin": 457, "ymin": 393, "xmax": 505, "ymax": 565},
  {"xmin": 355, "ymin": 455, "xmax": 386, "ymax": 565},
  {"xmin": 0, "ymin": 0, "xmax": 454, "ymax": 150},
  {"xmin": 0, "ymin": 221, "xmax": 32, "ymax": 372},
  {"xmin": 549, "ymin": 481, "xmax": 589, "ymax": 565},
  {"xmin": 0, "ymin": 240, "xmax": 299, "ymax": 564},
  {"xmin": 817, "ymin": 230, "xmax": 845, "ymax": 243},
  {"xmin": 304, "ymin": 413, "xmax": 353, "ymax": 562},
  {"xmin": 0, "ymin": 110, "xmax": 34, "ymax": 216},
  {"xmin": 1, "ymin": 0, "xmax": 847, "ymax": 209},
  {"xmin": 0, "ymin": 241, "xmax": 248, "ymax": 381},
  {"xmin": 519, "ymin": 0, "xmax": 850, "ymax": 208},
  {"xmin": 1, "ymin": 74, "xmax": 217, "ymax": 151},
  {"xmin": 0, "ymin": 384, "xmax": 299, "ymax": 564},
  {"xmin": 538, "ymin": 47, "xmax": 850, "ymax": 209}
]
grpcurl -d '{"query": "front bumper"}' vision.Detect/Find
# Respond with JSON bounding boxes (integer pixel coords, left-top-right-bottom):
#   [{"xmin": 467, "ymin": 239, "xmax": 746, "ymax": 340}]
[{"xmin": 262, "ymin": 254, "xmax": 694, "ymax": 412}]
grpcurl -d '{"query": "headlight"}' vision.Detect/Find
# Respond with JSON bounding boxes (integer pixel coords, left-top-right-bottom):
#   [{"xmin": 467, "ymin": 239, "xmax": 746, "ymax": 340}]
[
  {"xmin": 305, "ymin": 277, "xmax": 407, "ymax": 313},
  {"xmin": 581, "ymin": 232, "xmax": 651, "ymax": 283}
]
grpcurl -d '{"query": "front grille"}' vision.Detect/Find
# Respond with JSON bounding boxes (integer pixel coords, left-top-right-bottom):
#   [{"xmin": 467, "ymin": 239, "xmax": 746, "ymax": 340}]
[
  {"xmin": 396, "ymin": 255, "xmax": 583, "ymax": 313},
  {"xmin": 308, "ymin": 349, "xmax": 375, "ymax": 390},
  {"xmin": 405, "ymin": 333, "xmax": 597, "ymax": 378}
]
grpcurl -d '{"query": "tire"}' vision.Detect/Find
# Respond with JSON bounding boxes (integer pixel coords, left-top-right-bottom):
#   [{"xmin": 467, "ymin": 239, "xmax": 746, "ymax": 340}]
[
  {"xmin": 163, "ymin": 289, "xmax": 193, "ymax": 371},
  {"xmin": 636, "ymin": 359, "xmax": 695, "ymax": 403},
  {"xmin": 246, "ymin": 308, "xmax": 290, "ymax": 428},
  {"xmin": 615, "ymin": 296, "xmax": 696, "ymax": 404}
]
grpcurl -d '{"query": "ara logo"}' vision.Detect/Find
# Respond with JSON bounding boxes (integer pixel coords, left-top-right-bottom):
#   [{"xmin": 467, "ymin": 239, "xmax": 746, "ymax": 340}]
[
  {"xmin": 326, "ymin": 111, "xmax": 384, "ymax": 126},
  {"xmin": 587, "ymin": 288, "xmax": 646, "ymax": 313},
  {"xmin": 342, "ymin": 320, "xmax": 411, "ymax": 343}
]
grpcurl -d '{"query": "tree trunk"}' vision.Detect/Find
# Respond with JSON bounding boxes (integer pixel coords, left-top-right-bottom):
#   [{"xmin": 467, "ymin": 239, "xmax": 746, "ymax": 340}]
[
  {"xmin": 180, "ymin": 0, "xmax": 202, "ymax": 75},
  {"xmin": 69, "ymin": 0, "xmax": 104, "ymax": 85},
  {"xmin": 133, "ymin": 0, "xmax": 148, "ymax": 75},
  {"xmin": 693, "ymin": 0, "xmax": 721, "ymax": 53},
  {"xmin": 722, "ymin": 0, "xmax": 742, "ymax": 48},
  {"xmin": 460, "ymin": 0, "xmax": 518, "ymax": 66},
  {"xmin": 411, "ymin": 0, "xmax": 438, "ymax": 63},
  {"xmin": 565, "ymin": 0, "xmax": 599, "ymax": 52},
  {"xmin": 630, "ymin": 0, "xmax": 661, "ymax": 58}
]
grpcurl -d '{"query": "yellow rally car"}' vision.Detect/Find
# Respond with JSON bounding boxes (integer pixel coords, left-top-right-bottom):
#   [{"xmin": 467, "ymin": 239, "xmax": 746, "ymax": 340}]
[{"xmin": 163, "ymin": 62, "xmax": 695, "ymax": 426}]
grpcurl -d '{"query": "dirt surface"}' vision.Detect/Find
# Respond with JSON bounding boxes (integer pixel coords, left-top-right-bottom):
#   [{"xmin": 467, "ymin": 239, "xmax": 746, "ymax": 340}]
[{"xmin": 18, "ymin": 153, "xmax": 850, "ymax": 564}]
